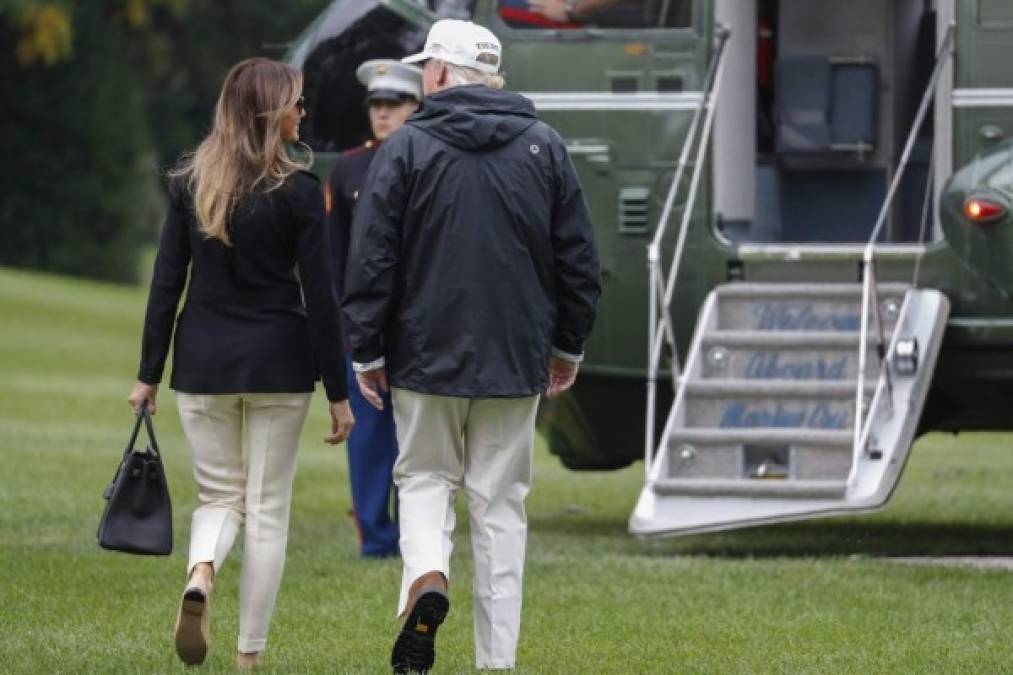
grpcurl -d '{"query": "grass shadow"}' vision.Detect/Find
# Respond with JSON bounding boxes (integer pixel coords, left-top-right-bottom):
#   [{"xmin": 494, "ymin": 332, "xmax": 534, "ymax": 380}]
[
  {"xmin": 646, "ymin": 519, "xmax": 1013, "ymax": 559},
  {"xmin": 531, "ymin": 512, "xmax": 1013, "ymax": 560}
]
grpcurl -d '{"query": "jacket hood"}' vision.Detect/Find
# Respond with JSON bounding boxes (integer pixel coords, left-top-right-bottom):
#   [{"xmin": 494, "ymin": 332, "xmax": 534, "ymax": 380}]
[{"xmin": 408, "ymin": 85, "xmax": 538, "ymax": 151}]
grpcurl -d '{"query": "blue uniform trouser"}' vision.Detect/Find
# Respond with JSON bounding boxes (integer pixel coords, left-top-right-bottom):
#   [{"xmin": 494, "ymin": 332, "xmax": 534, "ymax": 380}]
[{"xmin": 345, "ymin": 354, "xmax": 400, "ymax": 557}]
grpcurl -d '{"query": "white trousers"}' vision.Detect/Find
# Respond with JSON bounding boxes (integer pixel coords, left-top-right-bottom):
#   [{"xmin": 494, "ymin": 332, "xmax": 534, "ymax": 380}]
[
  {"xmin": 391, "ymin": 387, "xmax": 539, "ymax": 670},
  {"xmin": 175, "ymin": 392, "xmax": 311, "ymax": 654}
]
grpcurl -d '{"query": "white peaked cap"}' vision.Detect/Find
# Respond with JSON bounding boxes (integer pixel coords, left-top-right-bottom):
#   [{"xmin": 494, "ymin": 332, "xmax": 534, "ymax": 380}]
[
  {"xmin": 402, "ymin": 19, "xmax": 502, "ymax": 75},
  {"xmin": 356, "ymin": 59, "xmax": 423, "ymax": 101}
]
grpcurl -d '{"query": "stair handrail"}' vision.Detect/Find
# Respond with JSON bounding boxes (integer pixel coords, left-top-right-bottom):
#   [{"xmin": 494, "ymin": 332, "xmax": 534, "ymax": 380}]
[
  {"xmin": 645, "ymin": 27, "xmax": 730, "ymax": 477},
  {"xmin": 850, "ymin": 24, "xmax": 954, "ymax": 486}
]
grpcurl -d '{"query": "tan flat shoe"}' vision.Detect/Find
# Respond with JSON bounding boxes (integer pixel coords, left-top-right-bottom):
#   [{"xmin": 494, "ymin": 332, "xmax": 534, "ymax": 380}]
[
  {"xmin": 236, "ymin": 652, "xmax": 260, "ymax": 669},
  {"xmin": 174, "ymin": 581, "xmax": 211, "ymax": 665}
]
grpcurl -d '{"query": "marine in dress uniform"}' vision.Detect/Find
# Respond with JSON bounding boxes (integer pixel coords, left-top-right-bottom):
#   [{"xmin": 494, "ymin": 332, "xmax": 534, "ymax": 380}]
[{"xmin": 327, "ymin": 59, "xmax": 422, "ymax": 558}]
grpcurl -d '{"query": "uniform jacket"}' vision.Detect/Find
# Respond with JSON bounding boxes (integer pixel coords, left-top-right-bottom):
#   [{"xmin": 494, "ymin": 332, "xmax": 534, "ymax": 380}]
[
  {"xmin": 138, "ymin": 170, "xmax": 347, "ymax": 402},
  {"xmin": 327, "ymin": 142, "xmax": 377, "ymax": 301},
  {"xmin": 341, "ymin": 84, "xmax": 601, "ymax": 398}
]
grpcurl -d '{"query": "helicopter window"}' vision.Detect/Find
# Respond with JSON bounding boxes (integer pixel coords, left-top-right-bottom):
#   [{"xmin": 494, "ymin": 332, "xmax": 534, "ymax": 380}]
[
  {"xmin": 422, "ymin": 0, "xmax": 477, "ymax": 18},
  {"xmin": 611, "ymin": 76, "xmax": 638, "ymax": 93},
  {"xmin": 497, "ymin": 0, "xmax": 691, "ymax": 30},
  {"xmin": 657, "ymin": 75, "xmax": 683, "ymax": 92}
]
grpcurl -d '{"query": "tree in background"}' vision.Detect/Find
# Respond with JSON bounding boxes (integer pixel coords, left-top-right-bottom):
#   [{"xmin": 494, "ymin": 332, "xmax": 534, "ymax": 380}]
[
  {"xmin": 0, "ymin": 0, "xmax": 327, "ymax": 283},
  {"xmin": 0, "ymin": 1, "xmax": 158, "ymax": 282},
  {"xmin": 135, "ymin": 0, "xmax": 327, "ymax": 176}
]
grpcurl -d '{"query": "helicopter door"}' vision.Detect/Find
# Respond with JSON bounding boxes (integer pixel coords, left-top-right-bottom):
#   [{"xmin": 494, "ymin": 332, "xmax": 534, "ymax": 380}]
[{"xmin": 715, "ymin": 0, "xmax": 940, "ymax": 245}]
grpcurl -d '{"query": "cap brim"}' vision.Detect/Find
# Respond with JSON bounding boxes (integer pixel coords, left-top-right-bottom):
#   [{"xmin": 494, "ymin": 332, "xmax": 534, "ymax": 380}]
[
  {"xmin": 402, "ymin": 51, "xmax": 431, "ymax": 64},
  {"xmin": 367, "ymin": 89, "xmax": 415, "ymax": 103}
]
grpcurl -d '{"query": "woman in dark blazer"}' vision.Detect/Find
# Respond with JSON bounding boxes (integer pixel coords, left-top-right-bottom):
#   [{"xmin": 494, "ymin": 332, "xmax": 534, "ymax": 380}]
[{"xmin": 127, "ymin": 57, "xmax": 353, "ymax": 669}]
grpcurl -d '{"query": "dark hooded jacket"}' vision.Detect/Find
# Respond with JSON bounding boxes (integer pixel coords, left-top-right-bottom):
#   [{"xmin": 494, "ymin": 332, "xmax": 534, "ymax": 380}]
[{"xmin": 341, "ymin": 84, "xmax": 600, "ymax": 397}]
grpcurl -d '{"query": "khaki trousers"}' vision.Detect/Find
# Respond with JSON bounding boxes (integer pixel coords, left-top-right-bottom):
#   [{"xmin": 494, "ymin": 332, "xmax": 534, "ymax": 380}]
[
  {"xmin": 175, "ymin": 392, "xmax": 311, "ymax": 654},
  {"xmin": 391, "ymin": 387, "xmax": 539, "ymax": 670}
]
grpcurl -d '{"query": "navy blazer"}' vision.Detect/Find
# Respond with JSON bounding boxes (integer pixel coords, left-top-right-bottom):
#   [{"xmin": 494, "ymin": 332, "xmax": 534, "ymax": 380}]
[{"xmin": 138, "ymin": 170, "xmax": 347, "ymax": 402}]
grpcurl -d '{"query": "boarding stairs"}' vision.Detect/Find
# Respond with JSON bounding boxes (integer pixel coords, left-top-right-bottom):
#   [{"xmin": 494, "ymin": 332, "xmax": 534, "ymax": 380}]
[
  {"xmin": 628, "ymin": 25, "xmax": 953, "ymax": 536},
  {"xmin": 629, "ymin": 282, "xmax": 949, "ymax": 535}
]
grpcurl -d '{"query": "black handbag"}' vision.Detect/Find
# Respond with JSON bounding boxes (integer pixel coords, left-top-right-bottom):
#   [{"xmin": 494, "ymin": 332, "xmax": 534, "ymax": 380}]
[{"xmin": 97, "ymin": 407, "xmax": 173, "ymax": 555}]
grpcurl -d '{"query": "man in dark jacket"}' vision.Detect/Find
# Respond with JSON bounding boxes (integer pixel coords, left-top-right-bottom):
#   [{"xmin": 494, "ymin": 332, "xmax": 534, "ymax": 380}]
[{"xmin": 341, "ymin": 18, "xmax": 600, "ymax": 673}]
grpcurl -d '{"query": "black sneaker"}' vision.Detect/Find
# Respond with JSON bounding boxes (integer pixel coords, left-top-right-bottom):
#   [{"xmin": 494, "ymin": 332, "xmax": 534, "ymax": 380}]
[{"xmin": 391, "ymin": 589, "xmax": 450, "ymax": 674}]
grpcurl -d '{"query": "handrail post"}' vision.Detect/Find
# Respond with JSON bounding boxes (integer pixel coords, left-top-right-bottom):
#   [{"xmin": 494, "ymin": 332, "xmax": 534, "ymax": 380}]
[
  {"xmin": 643, "ymin": 27, "xmax": 730, "ymax": 476},
  {"xmin": 662, "ymin": 34, "xmax": 730, "ymax": 317},
  {"xmin": 645, "ymin": 244, "xmax": 661, "ymax": 477},
  {"xmin": 649, "ymin": 27, "xmax": 730, "ymax": 255},
  {"xmin": 850, "ymin": 253, "xmax": 873, "ymax": 487},
  {"xmin": 850, "ymin": 24, "xmax": 954, "ymax": 489},
  {"xmin": 865, "ymin": 24, "xmax": 953, "ymax": 249}
]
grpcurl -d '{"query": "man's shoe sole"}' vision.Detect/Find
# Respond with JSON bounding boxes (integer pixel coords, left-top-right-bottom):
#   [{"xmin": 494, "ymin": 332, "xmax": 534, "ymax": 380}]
[
  {"xmin": 391, "ymin": 591, "xmax": 450, "ymax": 674},
  {"xmin": 174, "ymin": 589, "xmax": 209, "ymax": 666}
]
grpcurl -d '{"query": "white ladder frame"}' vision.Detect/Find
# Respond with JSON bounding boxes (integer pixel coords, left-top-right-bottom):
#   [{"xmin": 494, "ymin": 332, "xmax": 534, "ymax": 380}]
[
  {"xmin": 645, "ymin": 27, "xmax": 731, "ymax": 479},
  {"xmin": 849, "ymin": 24, "xmax": 955, "ymax": 488}
]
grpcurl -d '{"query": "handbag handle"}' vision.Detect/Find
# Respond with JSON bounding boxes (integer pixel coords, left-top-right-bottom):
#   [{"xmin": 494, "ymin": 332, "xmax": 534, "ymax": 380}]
[{"xmin": 125, "ymin": 403, "xmax": 161, "ymax": 459}]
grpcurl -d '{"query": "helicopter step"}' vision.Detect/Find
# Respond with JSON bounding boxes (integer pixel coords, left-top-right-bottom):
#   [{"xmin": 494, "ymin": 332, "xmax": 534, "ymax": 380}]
[
  {"xmin": 713, "ymin": 283, "xmax": 909, "ymax": 333},
  {"xmin": 699, "ymin": 331, "xmax": 880, "ymax": 380},
  {"xmin": 654, "ymin": 478, "xmax": 848, "ymax": 499},
  {"xmin": 665, "ymin": 428, "xmax": 853, "ymax": 486},
  {"xmin": 630, "ymin": 282, "xmax": 949, "ymax": 537},
  {"xmin": 681, "ymin": 379, "xmax": 876, "ymax": 430}
]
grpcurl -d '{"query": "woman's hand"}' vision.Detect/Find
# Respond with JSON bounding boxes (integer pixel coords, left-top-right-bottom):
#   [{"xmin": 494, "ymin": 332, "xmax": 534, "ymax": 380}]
[
  {"xmin": 128, "ymin": 382, "xmax": 159, "ymax": 414},
  {"xmin": 325, "ymin": 399, "xmax": 355, "ymax": 445}
]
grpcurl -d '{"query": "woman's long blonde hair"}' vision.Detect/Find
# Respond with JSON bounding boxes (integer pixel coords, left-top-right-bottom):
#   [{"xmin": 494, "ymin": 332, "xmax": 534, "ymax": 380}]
[{"xmin": 171, "ymin": 57, "xmax": 310, "ymax": 245}]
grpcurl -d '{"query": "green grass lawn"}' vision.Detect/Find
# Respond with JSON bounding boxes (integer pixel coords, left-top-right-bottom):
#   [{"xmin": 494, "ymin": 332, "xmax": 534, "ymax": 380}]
[{"xmin": 3, "ymin": 265, "xmax": 1013, "ymax": 674}]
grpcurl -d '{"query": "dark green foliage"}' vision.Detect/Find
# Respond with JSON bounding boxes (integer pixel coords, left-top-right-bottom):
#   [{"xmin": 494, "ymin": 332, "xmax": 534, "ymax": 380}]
[
  {"xmin": 136, "ymin": 0, "xmax": 327, "ymax": 169},
  {"xmin": 0, "ymin": 4, "xmax": 154, "ymax": 283},
  {"xmin": 0, "ymin": 0, "xmax": 328, "ymax": 283}
]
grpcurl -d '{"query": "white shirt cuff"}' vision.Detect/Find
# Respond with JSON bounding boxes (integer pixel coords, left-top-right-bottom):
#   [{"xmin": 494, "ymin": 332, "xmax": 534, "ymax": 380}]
[
  {"xmin": 352, "ymin": 356, "xmax": 386, "ymax": 372},
  {"xmin": 552, "ymin": 347, "xmax": 584, "ymax": 363}
]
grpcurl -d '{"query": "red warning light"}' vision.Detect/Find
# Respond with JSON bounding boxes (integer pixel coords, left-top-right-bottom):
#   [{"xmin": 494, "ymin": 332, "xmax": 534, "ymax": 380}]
[{"xmin": 963, "ymin": 196, "xmax": 1007, "ymax": 224}]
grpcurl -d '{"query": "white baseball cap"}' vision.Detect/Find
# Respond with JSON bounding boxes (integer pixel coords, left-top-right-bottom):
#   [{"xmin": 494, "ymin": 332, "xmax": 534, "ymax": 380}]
[{"xmin": 402, "ymin": 19, "xmax": 502, "ymax": 75}]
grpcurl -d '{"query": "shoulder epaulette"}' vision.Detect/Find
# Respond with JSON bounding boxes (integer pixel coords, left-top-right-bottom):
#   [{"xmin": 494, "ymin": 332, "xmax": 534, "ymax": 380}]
[{"xmin": 340, "ymin": 142, "xmax": 375, "ymax": 158}]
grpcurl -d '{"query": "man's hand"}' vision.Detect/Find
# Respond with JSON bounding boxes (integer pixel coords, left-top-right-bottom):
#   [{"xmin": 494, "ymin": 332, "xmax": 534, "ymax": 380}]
[
  {"xmin": 528, "ymin": 0, "xmax": 568, "ymax": 22},
  {"xmin": 546, "ymin": 356, "xmax": 579, "ymax": 399},
  {"xmin": 325, "ymin": 399, "xmax": 355, "ymax": 445},
  {"xmin": 356, "ymin": 368, "xmax": 389, "ymax": 411},
  {"xmin": 128, "ymin": 382, "xmax": 158, "ymax": 415}
]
